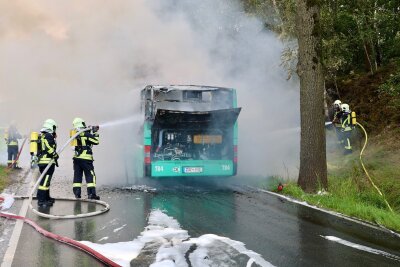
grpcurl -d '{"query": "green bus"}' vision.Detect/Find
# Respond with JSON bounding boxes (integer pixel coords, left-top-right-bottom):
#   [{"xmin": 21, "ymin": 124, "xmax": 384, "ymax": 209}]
[{"xmin": 140, "ymin": 85, "xmax": 241, "ymax": 177}]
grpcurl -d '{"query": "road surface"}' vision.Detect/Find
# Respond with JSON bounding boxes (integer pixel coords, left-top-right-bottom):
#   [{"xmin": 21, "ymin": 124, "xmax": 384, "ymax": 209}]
[{"xmin": 7, "ymin": 177, "xmax": 400, "ymax": 267}]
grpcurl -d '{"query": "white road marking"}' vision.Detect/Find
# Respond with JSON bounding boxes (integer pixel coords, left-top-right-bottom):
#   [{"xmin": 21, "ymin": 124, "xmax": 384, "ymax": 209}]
[
  {"xmin": 257, "ymin": 188, "xmax": 400, "ymax": 238},
  {"xmin": 1, "ymin": 171, "xmax": 34, "ymax": 267},
  {"xmin": 321, "ymin": 235, "xmax": 400, "ymax": 262}
]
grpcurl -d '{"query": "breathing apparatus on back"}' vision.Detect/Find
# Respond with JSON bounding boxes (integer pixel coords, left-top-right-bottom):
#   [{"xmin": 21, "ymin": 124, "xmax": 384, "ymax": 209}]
[
  {"xmin": 341, "ymin": 104, "xmax": 357, "ymax": 127},
  {"xmin": 70, "ymin": 118, "xmax": 99, "ymax": 154}
]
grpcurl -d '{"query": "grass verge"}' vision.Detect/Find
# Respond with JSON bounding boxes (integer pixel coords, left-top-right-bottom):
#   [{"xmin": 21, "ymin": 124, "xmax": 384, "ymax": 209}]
[
  {"xmin": 0, "ymin": 165, "xmax": 10, "ymax": 192},
  {"xmin": 263, "ymin": 129, "xmax": 400, "ymax": 233}
]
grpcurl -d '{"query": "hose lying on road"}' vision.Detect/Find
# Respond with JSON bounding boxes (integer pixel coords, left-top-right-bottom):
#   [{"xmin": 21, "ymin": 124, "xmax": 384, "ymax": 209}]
[
  {"xmin": 27, "ymin": 127, "xmax": 110, "ymax": 219},
  {"xmin": 21, "ymin": 196, "xmax": 109, "ymax": 219},
  {"xmin": 0, "ymin": 127, "xmax": 117, "ymax": 266},
  {"xmin": 356, "ymin": 122, "xmax": 394, "ymax": 213},
  {"xmin": 0, "ymin": 210, "xmax": 121, "ymax": 267}
]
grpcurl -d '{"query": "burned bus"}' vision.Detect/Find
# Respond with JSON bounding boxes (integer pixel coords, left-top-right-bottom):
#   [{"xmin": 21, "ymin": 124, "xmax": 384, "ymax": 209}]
[{"xmin": 140, "ymin": 85, "xmax": 241, "ymax": 177}]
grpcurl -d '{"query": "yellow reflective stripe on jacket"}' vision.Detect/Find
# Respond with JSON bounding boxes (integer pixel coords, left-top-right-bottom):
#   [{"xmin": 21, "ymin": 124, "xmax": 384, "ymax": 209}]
[
  {"xmin": 38, "ymin": 155, "xmax": 53, "ymax": 164},
  {"xmin": 88, "ymin": 135, "xmax": 99, "ymax": 144},
  {"xmin": 75, "ymin": 150, "xmax": 93, "ymax": 160},
  {"xmin": 342, "ymin": 115, "xmax": 352, "ymax": 131},
  {"xmin": 8, "ymin": 141, "xmax": 18, "ymax": 146},
  {"xmin": 43, "ymin": 138, "xmax": 55, "ymax": 155},
  {"xmin": 38, "ymin": 186, "xmax": 49, "ymax": 190},
  {"xmin": 81, "ymin": 136, "xmax": 87, "ymax": 146}
]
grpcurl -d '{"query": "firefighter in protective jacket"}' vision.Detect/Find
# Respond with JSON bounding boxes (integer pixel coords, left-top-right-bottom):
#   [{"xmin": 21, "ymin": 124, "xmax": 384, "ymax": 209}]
[
  {"xmin": 72, "ymin": 118, "xmax": 100, "ymax": 200},
  {"xmin": 37, "ymin": 119, "xmax": 59, "ymax": 207},
  {"xmin": 4, "ymin": 121, "xmax": 22, "ymax": 168},
  {"xmin": 339, "ymin": 104, "xmax": 353, "ymax": 154}
]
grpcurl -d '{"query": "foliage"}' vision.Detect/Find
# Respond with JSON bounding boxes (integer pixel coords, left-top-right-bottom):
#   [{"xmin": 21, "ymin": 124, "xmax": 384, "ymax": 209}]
[
  {"xmin": 378, "ymin": 72, "xmax": 400, "ymax": 96},
  {"xmin": 242, "ymin": 0, "xmax": 400, "ymax": 79},
  {"xmin": 0, "ymin": 165, "xmax": 10, "ymax": 192},
  {"xmin": 276, "ymin": 178, "xmax": 400, "ymax": 232}
]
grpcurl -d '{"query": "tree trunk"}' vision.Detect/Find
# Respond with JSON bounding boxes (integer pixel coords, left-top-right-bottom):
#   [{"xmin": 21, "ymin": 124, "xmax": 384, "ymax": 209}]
[
  {"xmin": 363, "ymin": 42, "xmax": 374, "ymax": 74},
  {"xmin": 296, "ymin": 0, "xmax": 328, "ymax": 192}
]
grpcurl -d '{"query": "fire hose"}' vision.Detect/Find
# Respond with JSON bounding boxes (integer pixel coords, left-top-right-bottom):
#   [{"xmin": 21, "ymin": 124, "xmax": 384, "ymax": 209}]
[
  {"xmin": 356, "ymin": 122, "xmax": 394, "ymax": 213},
  {"xmin": 0, "ymin": 127, "xmax": 120, "ymax": 266},
  {"xmin": 327, "ymin": 121, "xmax": 394, "ymax": 212},
  {"xmin": 0, "ymin": 199, "xmax": 120, "ymax": 266},
  {"xmin": 25, "ymin": 127, "xmax": 110, "ymax": 219}
]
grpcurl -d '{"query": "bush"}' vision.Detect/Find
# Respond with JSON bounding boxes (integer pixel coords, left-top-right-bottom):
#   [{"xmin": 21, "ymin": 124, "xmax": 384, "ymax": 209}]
[{"xmin": 378, "ymin": 72, "xmax": 400, "ymax": 97}]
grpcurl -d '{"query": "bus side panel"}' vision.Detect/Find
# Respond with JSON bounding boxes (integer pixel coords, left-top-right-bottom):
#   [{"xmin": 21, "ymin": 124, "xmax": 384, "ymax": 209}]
[
  {"xmin": 232, "ymin": 88, "xmax": 238, "ymax": 175},
  {"xmin": 144, "ymin": 122, "xmax": 152, "ymax": 177}
]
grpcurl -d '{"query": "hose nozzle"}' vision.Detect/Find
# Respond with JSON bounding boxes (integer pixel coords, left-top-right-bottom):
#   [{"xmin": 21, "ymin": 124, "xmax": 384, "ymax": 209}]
[{"xmin": 91, "ymin": 125, "xmax": 100, "ymax": 132}]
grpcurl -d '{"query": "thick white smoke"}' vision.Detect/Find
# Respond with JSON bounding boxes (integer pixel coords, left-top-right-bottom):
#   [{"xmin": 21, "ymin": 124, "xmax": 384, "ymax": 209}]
[{"xmin": 0, "ymin": 0, "xmax": 299, "ymax": 184}]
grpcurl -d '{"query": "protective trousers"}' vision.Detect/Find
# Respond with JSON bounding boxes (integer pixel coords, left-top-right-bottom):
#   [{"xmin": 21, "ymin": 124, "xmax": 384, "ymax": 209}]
[
  {"xmin": 342, "ymin": 130, "xmax": 352, "ymax": 154},
  {"xmin": 37, "ymin": 164, "xmax": 55, "ymax": 203},
  {"xmin": 7, "ymin": 145, "xmax": 18, "ymax": 168},
  {"xmin": 73, "ymin": 158, "xmax": 97, "ymax": 198}
]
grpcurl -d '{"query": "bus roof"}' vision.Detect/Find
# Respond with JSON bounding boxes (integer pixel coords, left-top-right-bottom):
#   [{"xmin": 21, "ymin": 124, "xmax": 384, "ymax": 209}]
[{"xmin": 142, "ymin": 85, "xmax": 235, "ymax": 93}]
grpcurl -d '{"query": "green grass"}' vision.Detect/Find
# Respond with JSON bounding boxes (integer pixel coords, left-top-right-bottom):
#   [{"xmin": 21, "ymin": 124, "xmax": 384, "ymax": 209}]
[
  {"xmin": 263, "ymin": 130, "xmax": 400, "ymax": 232},
  {"xmin": 0, "ymin": 165, "xmax": 10, "ymax": 192},
  {"xmin": 278, "ymin": 180, "xmax": 400, "ymax": 232}
]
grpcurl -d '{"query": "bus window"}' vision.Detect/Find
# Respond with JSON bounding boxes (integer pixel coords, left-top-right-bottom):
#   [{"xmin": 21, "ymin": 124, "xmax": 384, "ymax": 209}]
[{"xmin": 183, "ymin": 91, "xmax": 202, "ymax": 101}]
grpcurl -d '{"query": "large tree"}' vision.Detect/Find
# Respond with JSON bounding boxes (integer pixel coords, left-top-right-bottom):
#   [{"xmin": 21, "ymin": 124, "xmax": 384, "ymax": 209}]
[{"xmin": 296, "ymin": 0, "xmax": 327, "ymax": 192}]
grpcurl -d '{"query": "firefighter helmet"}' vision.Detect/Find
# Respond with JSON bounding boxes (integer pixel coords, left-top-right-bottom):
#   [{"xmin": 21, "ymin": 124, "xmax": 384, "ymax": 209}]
[
  {"xmin": 341, "ymin": 103, "xmax": 350, "ymax": 112},
  {"xmin": 333, "ymin": 100, "xmax": 342, "ymax": 107},
  {"xmin": 73, "ymin": 118, "xmax": 86, "ymax": 129},
  {"xmin": 43, "ymin": 119, "xmax": 57, "ymax": 132}
]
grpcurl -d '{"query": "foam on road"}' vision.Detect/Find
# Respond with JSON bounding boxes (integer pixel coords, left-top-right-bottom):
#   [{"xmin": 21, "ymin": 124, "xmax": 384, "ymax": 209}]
[{"xmin": 80, "ymin": 209, "xmax": 273, "ymax": 267}]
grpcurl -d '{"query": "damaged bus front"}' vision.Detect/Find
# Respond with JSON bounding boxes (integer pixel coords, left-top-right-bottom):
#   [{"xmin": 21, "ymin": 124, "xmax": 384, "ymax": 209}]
[{"xmin": 140, "ymin": 85, "xmax": 241, "ymax": 177}]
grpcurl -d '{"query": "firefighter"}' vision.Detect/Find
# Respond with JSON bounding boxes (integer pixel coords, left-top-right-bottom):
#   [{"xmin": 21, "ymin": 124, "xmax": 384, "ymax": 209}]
[
  {"xmin": 4, "ymin": 121, "xmax": 22, "ymax": 168},
  {"xmin": 37, "ymin": 119, "xmax": 59, "ymax": 207},
  {"xmin": 72, "ymin": 118, "xmax": 100, "ymax": 200},
  {"xmin": 332, "ymin": 100, "xmax": 342, "ymax": 120},
  {"xmin": 331, "ymin": 100, "xmax": 343, "ymax": 142},
  {"xmin": 340, "ymin": 103, "xmax": 353, "ymax": 154}
]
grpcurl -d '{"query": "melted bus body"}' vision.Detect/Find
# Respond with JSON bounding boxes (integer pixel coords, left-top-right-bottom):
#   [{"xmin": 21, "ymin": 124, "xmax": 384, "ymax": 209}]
[{"xmin": 140, "ymin": 85, "xmax": 241, "ymax": 177}]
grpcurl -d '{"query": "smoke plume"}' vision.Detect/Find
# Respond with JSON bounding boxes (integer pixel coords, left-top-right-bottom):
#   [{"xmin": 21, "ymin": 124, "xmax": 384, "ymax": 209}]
[{"xmin": 0, "ymin": 0, "xmax": 299, "ymax": 185}]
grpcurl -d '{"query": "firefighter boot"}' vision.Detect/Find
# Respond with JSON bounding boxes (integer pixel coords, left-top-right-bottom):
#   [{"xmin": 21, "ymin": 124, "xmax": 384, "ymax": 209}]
[
  {"xmin": 47, "ymin": 190, "xmax": 55, "ymax": 204},
  {"xmin": 87, "ymin": 187, "xmax": 100, "ymax": 200},
  {"xmin": 73, "ymin": 187, "xmax": 81, "ymax": 199},
  {"xmin": 37, "ymin": 190, "xmax": 52, "ymax": 207}
]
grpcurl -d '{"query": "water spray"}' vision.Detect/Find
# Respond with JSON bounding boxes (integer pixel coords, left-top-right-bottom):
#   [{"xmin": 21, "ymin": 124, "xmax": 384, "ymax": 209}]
[{"xmin": 99, "ymin": 115, "xmax": 141, "ymax": 128}]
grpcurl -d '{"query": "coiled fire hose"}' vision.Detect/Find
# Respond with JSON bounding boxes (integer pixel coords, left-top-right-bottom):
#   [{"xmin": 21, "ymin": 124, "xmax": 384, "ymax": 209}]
[
  {"xmin": 28, "ymin": 127, "xmax": 110, "ymax": 219},
  {"xmin": 0, "ymin": 128, "xmax": 120, "ymax": 267},
  {"xmin": 356, "ymin": 122, "xmax": 394, "ymax": 213}
]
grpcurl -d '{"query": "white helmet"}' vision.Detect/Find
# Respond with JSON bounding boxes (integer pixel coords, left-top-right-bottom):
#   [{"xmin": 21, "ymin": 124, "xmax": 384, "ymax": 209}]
[
  {"xmin": 333, "ymin": 100, "xmax": 342, "ymax": 107},
  {"xmin": 341, "ymin": 103, "xmax": 350, "ymax": 112},
  {"xmin": 73, "ymin": 117, "xmax": 86, "ymax": 129},
  {"xmin": 42, "ymin": 119, "xmax": 57, "ymax": 132}
]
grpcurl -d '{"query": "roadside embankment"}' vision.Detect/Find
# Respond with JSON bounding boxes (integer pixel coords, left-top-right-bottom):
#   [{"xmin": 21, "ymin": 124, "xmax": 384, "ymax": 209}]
[{"xmin": 265, "ymin": 129, "xmax": 400, "ymax": 233}]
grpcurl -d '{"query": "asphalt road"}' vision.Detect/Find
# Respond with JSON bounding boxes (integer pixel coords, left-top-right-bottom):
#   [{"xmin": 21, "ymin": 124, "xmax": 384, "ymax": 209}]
[{"xmin": 8, "ymin": 178, "xmax": 400, "ymax": 267}]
